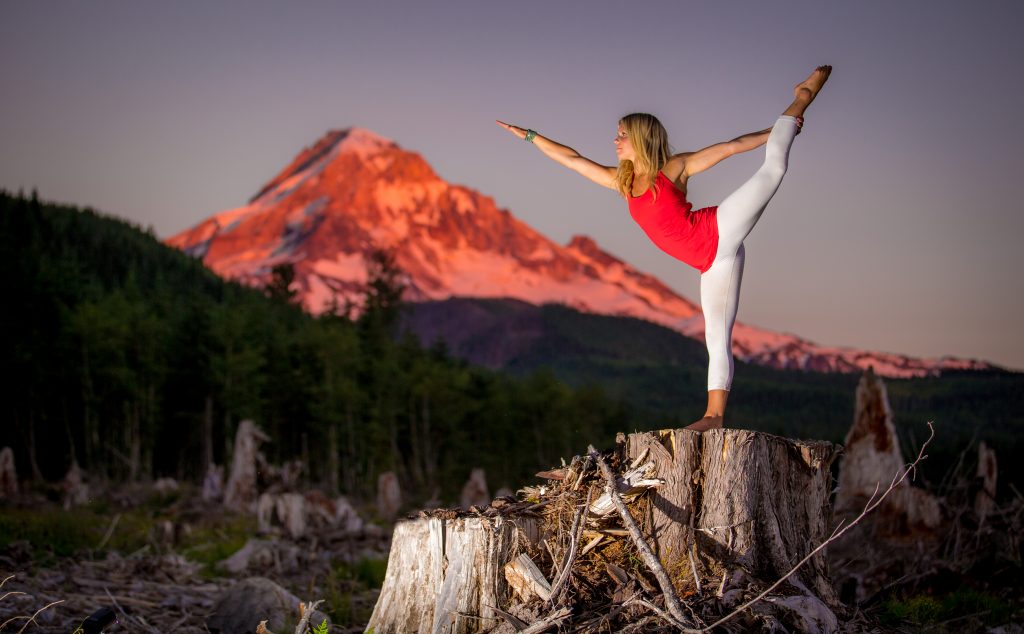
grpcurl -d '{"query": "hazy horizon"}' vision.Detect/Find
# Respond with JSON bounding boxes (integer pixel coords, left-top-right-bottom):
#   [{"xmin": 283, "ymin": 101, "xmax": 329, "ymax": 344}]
[{"xmin": 3, "ymin": 0, "xmax": 1022, "ymax": 370}]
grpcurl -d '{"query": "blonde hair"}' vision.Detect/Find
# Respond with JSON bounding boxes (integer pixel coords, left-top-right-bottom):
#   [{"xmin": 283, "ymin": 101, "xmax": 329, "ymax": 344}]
[{"xmin": 615, "ymin": 113, "xmax": 671, "ymax": 200}]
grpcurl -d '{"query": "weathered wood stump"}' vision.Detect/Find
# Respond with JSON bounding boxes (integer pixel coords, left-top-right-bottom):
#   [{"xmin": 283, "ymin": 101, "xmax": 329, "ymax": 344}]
[
  {"xmin": 625, "ymin": 428, "xmax": 839, "ymax": 606},
  {"xmin": 366, "ymin": 428, "xmax": 839, "ymax": 633},
  {"xmin": 367, "ymin": 515, "xmax": 538, "ymax": 633}
]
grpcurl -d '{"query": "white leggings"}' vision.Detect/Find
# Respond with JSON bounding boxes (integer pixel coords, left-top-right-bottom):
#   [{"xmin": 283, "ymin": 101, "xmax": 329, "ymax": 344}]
[{"xmin": 700, "ymin": 116, "xmax": 799, "ymax": 391}]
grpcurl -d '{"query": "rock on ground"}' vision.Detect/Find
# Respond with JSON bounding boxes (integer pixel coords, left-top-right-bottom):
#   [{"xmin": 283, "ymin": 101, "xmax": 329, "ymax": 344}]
[{"xmin": 206, "ymin": 576, "xmax": 329, "ymax": 634}]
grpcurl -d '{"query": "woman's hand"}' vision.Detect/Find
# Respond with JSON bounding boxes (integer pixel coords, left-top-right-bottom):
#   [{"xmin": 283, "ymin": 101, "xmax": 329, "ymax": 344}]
[{"xmin": 496, "ymin": 120, "xmax": 528, "ymax": 140}]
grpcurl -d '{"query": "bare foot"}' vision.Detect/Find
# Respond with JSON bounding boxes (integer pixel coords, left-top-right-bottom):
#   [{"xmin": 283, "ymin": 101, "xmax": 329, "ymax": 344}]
[
  {"xmin": 794, "ymin": 65, "xmax": 832, "ymax": 104},
  {"xmin": 684, "ymin": 416, "xmax": 723, "ymax": 432}
]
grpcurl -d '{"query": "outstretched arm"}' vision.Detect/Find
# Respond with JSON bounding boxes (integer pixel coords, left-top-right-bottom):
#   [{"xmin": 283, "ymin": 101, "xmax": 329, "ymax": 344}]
[
  {"xmin": 681, "ymin": 118, "xmax": 802, "ymax": 177},
  {"xmin": 496, "ymin": 120, "xmax": 617, "ymax": 190}
]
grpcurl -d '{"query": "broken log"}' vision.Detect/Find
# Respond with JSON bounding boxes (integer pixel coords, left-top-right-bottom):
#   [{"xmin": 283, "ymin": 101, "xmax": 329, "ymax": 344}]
[{"xmin": 366, "ymin": 428, "xmax": 839, "ymax": 633}]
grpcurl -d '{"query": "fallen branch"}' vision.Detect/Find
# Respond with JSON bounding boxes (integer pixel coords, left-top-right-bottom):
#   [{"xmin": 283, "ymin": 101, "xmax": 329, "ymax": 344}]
[
  {"xmin": 702, "ymin": 421, "xmax": 936, "ymax": 633},
  {"xmin": 294, "ymin": 599, "xmax": 323, "ymax": 634},
  {"xmin": 589, "ymin": 445, "xmax": 695, "ymax": 630},
  {"xmin": 520, "ymin": 606, "xmax": 572, "ymax": 634},
  {"xmin": 624, "ymin": 597, "xmax": 689, "ymax": 631}
]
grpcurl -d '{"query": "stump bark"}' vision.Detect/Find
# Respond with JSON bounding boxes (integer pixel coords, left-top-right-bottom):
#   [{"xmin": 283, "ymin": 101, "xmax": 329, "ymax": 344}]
[
  {"xmin": 625, "ymin": 428, "xmax": 839, "ymax": 605},
  {"xmin": 366, "ymin": 428, "xmax": 839, "ymax": 633}
]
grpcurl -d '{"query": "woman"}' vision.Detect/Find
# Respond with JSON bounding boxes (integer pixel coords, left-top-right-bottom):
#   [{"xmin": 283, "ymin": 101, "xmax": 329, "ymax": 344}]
[{"xmin": 497, "ymin": 65, "xmax": 831, "ymax": 431}]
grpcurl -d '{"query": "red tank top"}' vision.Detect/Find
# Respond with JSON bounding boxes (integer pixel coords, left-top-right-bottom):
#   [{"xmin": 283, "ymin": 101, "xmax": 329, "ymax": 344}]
[{"xmin": 627, "ymin": 171, "xmax": 719, "ymax": 273}]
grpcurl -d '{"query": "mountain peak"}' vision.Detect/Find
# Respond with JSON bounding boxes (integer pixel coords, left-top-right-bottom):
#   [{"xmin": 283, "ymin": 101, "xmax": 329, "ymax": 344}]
[
  {"xmin": 248, "ymin": 127, "xmax": 399, "ymax": 203},
  {"xmin": 333, "ymin": 127, "xmax": 398, "ymax": 157}
]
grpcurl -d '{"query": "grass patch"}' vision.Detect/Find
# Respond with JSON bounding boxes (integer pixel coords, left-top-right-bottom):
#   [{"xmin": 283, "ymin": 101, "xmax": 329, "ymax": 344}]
[
  {"xmin": 342, "ymin": 556, "xmax": 388, "ymax": 588},
  {"xmin": 322, "ymin": 556, "xmax": 388, "ymax": 626},
  {"xmin": 0, "ymin": 498, "xmax": 255, "ymax": 578},
  {"xmin": 880, "ymin": 587, "xmax": 1014, "ymax": 628},
  {"xmin": 0, "ymin": 507, "xmax": 100, "ymax": 560},
  {"xmin": 0, "ymin": 504, "xmax": 159, "ymax": 561},
  {"xmin": 179, "ymin": 514, "xmax": 255, "ymax": 577}
]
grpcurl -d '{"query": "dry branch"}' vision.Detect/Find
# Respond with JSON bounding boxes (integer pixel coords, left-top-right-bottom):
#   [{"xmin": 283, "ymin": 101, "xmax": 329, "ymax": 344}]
[
  {"xmin": 589, "ymin": 445, "xmax": 694, "ymax": 630},
  {"xmin": 518, "ymin": 606, "xmax": 572, "ymax": 634},
  {"xmin": 294, "ymin": 599, "xmax": 324, "ymax": 634}
]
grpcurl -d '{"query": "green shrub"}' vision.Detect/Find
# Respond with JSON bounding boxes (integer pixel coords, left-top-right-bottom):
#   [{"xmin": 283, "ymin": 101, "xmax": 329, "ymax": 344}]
[{"xmin": 321, "ymin": 556, "xmax": 388, "ymax": 626}]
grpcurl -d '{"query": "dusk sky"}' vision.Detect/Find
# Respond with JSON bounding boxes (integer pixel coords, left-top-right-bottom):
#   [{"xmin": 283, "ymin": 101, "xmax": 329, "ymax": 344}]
[{"xmin": 3, "ymin": 1, "xmax": 1023, "ymax": 369}]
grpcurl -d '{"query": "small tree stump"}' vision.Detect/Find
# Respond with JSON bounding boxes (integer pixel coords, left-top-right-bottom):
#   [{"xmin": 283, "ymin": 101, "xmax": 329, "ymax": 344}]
[
  {"xmin": 459, "ymin": 468, "xmax": 490, "ymax": 510},
  {"xmin": 836, "ymin": 370, "xmax": 940, "ymax": 531},
  {"xmin": 224, "ymin": 420, "xmax": 268, "ymax": 512},
  {"xmin": 377, "ymin": 471, "xmax": 402, "ymax": 521},
  {"xmin": 366, "ymin": 515, "xmax": 537, "ymax": 634},
  {"xmin": 975, "ymin": 441, "xmax": 997, "ymax": 521}
]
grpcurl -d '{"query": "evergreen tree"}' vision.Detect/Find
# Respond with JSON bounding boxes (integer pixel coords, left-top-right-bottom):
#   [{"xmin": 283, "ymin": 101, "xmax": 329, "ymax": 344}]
[{"xmin": 265, "ymin": 262, "xmax": 298, "ymax": 304}]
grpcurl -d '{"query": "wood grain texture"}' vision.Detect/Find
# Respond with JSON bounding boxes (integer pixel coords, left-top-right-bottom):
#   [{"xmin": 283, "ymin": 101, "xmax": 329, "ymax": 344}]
[{"xmin": 627, "ymin": 428, "xmax": 838, "ymax": 606}]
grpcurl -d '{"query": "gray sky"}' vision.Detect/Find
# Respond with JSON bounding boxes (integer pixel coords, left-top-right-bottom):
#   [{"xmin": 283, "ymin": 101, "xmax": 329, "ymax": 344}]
[{"xmin": 3, "ymin": 0, "xmax": 1023, "ymax": 369}]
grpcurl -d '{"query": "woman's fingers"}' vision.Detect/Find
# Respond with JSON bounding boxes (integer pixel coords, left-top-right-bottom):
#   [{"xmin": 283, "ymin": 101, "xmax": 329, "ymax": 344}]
[{"xmin": 496, "ymin": 120, "xmax": 526, "ymax": 139}]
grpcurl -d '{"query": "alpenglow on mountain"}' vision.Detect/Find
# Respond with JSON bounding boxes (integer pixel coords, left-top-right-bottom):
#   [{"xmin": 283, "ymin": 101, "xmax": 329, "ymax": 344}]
[{"xmin": 167, "ymin": 127, "xmax": 990, "ymax": 378}]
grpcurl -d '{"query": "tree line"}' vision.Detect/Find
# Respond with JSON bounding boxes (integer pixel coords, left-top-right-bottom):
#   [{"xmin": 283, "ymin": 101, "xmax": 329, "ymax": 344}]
[{"xmin": 0, "ymin": 190, "xmax": 629, "ymax": 502}]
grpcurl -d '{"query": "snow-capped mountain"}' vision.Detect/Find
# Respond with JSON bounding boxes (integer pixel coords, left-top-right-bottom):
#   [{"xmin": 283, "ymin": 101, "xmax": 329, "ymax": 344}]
[{"xmin": 167, "ymin": 128, "xmax": 992, "ymax": 378}]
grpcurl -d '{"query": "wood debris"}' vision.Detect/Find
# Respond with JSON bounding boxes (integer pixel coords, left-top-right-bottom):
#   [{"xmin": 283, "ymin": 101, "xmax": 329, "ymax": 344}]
[{"xmin": 369, "ymin": 429, "xmax": 855, "ymax": 633}]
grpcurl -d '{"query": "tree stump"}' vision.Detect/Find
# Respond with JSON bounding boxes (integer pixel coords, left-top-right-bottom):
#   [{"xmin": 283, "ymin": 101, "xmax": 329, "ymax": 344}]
[
  {"xmin": 624, "ymin": 428, "xmax": 839, "ymax": 606},
  {"xmin": 974, "ymin": 441, "xmax": 997, "ymax": 521},
  {"xmin": 836, "ymin": 369, "xmax": 940, "ymax": 531},
  {"xmin": 367, "ymin": 428, "xmax": 840, "ymax": 633},
  {"xmin": 366, "ymin": 515, "xmax": 538, "ymax": 633},
  {"xmin": 224, "ymin": 420, "xmax": 269, "ymax": 512},
  {"xmin": 459, "ymin": 468, "xmax": 490, "ymax": 510},
  {"xmin": 377, "ymin": 471, "xmax": 402, "ymax": 521}
]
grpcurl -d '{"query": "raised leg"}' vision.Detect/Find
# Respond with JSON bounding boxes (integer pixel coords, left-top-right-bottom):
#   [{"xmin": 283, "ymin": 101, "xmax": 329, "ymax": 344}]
[{"xmin": 715, "ymin": 116, "xmax": 799, "ymax": 257}]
